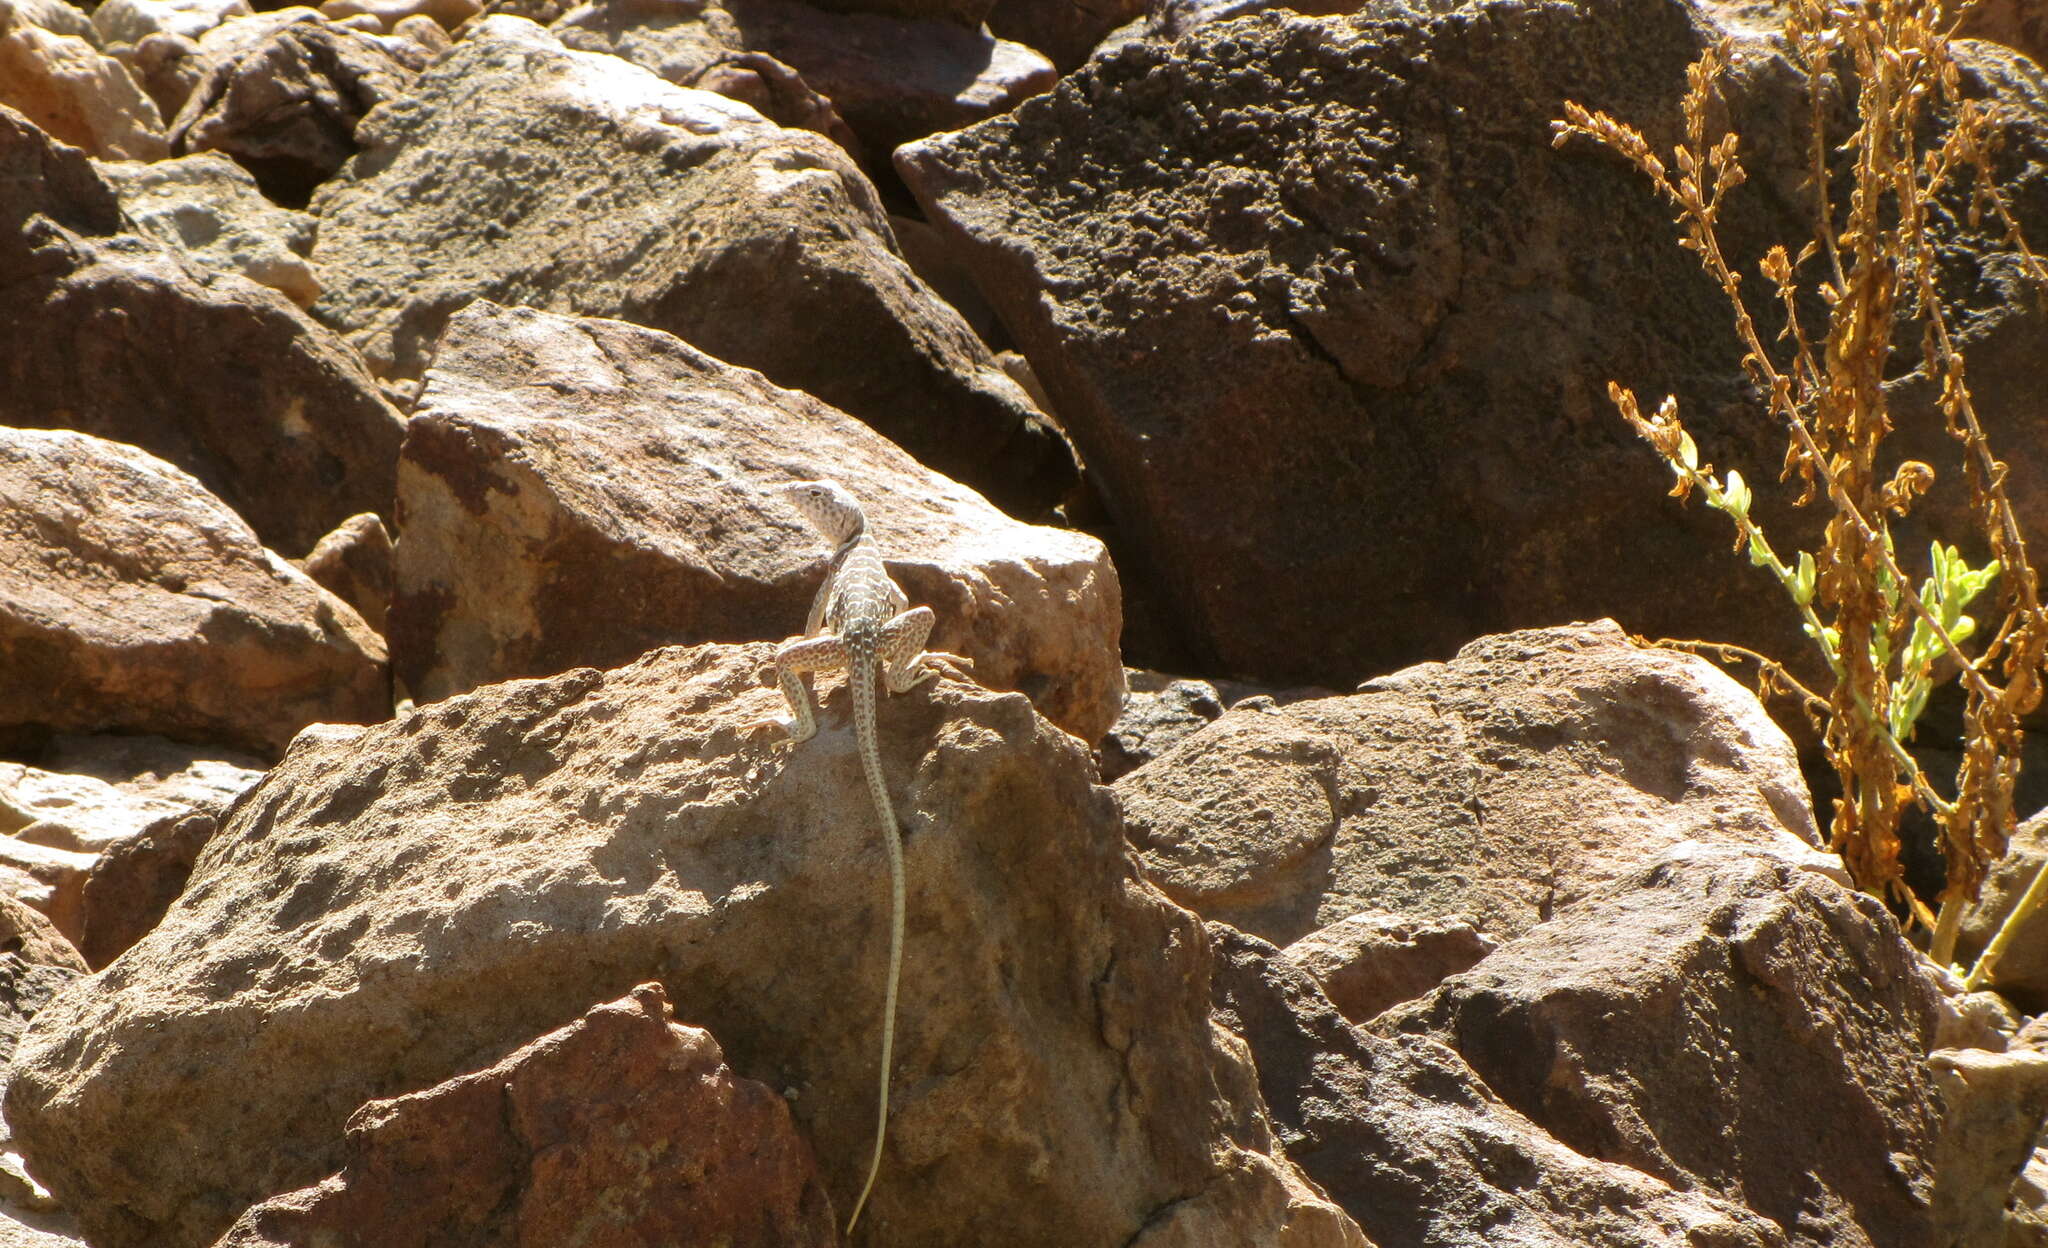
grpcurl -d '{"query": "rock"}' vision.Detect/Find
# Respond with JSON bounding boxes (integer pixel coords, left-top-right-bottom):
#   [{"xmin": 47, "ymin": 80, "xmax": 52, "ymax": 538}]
[
  {"xmin": 685, "ymin": 49, "xmax": 861, "ymax": 154},
  {"xmin": 0, "ymin": 894, "xmax": 85, "ymax": 975},
  {"xmin": 0, "ymin": 115, "xmax": 407, "ymax": 557},
  {"xmin": 295, "ymin": 513, "xmax": 391, "ymax": 635},
  {"xmin": 91, "ymin": 0, "xmax": 247, "ymax": 47},
  {"xmin": 309, "ymin": 16, "xmax": 1073, "ymax": 518},
  {"xmin": 76, "ymin": 810, "xmax": 215, "ymax": 969},
  {"xmin": 0, "ymin": 843, "xmax": 94, "ymax": 946},
  {"xmin": 93, "ymin": 152, "xmax": 322, "ymax": 305},
  {"xmin": 168, "ymin": 10, "xmax": 417, "ymax": 206},
  {"xmin": 1927, "ymin": 1047, "xmax": 2048, "ymax": 1248},
  {"xmin": 391, "ymin": 300, "xmax": 1124, "ymax": 742},
  {"xmin": 1961, "ymin": 810, "xmax": 2048, "ymax": 1011},
  {"xmin": 8, "ymin": 642, "xmax": 1358, "ymax": 1248},
  {"xmin": 106, "ymin": 29, "xmax": 203, "ymax": 119},
  {"xmin": 32, "ymin": 732, "xmax": 267, "ymax": 813},
  {"xmin": 985, "ymin": 0, "xmax": 1143, "ymax": 71},
  {"xmin": 800, "ymin": 0, "xmax": 986, "ymax": 39},
  {"xmin": 1, "ymin": 764, "xmax": 192, "ymax": 853},
  {"xmin": 1098, "ymin": 668, "xmax": 1330, "ymax": 783},
  {"xmin": 0, "ymin": 0, "xmax": 94, "ymax": 43},
  {"xmin": 1207, "ymin": 922, "xmax": 1786, "ymax": 1248},
  {"xmin": 0, "ymin": 899, "xmax": 85, "ymax": 1247},
  {"xmin": 0, "ymin": 428, "xmax": 389, "ymax": 756},
  {"xmin": 1376, "ymin": 845, "xmax": 1944, "ymax": 1248},
  {"xmin": 1280, "ymin": 912, "xmax": 1494, "ymax": 1025},
  {"xmin": 211, "ymin": 984, "xmax": 839, "ymax": 1248},
  {"xmin": 1959, "ymin": 0, "xmax": 2047, "ymax": 66},
  {"xmin": 1118, "ymin": 621, "xmax": 1824, "ymax": 945},
  {"xmin": 0, "ymin": 18, "xmax": 168, "ymax": 159},
  {"xmin": 1934, "ymin": 988, "xmax": 2022, "ymax": 1053},
  {"xmin": 316, "ymin": 0, "xmax": 478, "ymax": 32},
  {"xmin": 895, "ymin": 0, "xmax": 2048, "ymax": 687}
]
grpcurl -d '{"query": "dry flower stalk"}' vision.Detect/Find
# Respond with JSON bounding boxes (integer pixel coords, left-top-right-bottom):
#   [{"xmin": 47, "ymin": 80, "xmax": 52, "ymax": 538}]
[{"xmin": 1554, "ymin": 0, "xmax": 2048, "ymax": 974}]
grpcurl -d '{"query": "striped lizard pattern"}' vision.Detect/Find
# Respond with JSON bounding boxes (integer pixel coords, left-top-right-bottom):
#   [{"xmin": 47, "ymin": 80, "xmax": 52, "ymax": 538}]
[{"xmin": 767, "ymin": 479, "xmax": 936, "ymax": 1238}]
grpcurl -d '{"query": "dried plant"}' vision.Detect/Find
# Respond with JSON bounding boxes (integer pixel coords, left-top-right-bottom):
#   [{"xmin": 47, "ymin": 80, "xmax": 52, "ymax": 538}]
[{"xmin": 1553, "ymin": 0, "xmax": 2048, "ymax": 976}]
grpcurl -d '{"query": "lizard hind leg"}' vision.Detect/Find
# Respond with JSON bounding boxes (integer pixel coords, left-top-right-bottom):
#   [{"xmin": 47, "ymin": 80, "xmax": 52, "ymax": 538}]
[
  {"xmin": 770, "ymin": 633, "xmax": 847, "ymax": 743},
  {"xmin": 878, "ymin": 606, "xmax": 938, "ymax": 694}
]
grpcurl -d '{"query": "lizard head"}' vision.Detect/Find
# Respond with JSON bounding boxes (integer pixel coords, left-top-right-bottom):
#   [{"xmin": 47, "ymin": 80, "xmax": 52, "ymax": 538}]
[{"xmin": 775, "ymin": 478, "xmax": 865, "ymax": 543}]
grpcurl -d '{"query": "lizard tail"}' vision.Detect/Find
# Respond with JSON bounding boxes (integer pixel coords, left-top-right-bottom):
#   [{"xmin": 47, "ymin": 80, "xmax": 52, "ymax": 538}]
[{"xmin": 845, "ymin": 642, "xmax": 903, "ymax": 1239}]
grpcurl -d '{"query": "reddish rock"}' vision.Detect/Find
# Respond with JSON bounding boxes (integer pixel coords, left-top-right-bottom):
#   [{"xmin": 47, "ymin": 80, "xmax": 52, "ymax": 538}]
[
  {"xmin": 211, "ymin": 984, "xmax": 839, "ymax": 1248},
  {"xmin": 296, "ymin": 514, "xmax": 392, "ymax": 636},
  {"xmin": 77, "ymin": 811, "xmax": 216, "ymax": 970}
]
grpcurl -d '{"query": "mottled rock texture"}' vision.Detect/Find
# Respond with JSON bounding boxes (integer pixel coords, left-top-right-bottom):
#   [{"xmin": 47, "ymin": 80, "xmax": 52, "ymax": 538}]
[
  {"xmin": 211, "ymin": 984, "xmax": 840, "ymax": 1248},
  {"xmin": 392, "ymin": 301, "xmax": 1123, "ymax": 741},
  {"xmin": 898, "ymin": 0, "xmax": 2048, "ymax": 686},
  {"xmin": 309, "ymin": 17, "xmax": 1071, "ymax": 516},
  {"xmin": 0, "ymin": 428, "xmax": 388, "ymax": 756},
  {"xmin": 7, "ymin": 643, "xmax": 1357, "ymax": 1248},
  {"xmin": 1378, "ymin": 845, "xmax": 1944, "ymax": 1248},
  {"xmin": 0, "ymin": 11, "xmax": 167, "ymax": 159},
  {"xmin": 1119, "ymin": 621, "xmax": 1824, "ymax": 944},
  {"xmin": 95, "ymin": 152, "xmax": 321, "ymax": 305},
  {"xmin": 296, "ymin": 513, "xmax": 390, "ymax": 636}
]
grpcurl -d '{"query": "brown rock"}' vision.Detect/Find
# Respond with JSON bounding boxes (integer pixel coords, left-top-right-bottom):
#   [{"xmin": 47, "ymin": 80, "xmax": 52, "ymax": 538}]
[
  {"xmin": 391, "ymin": 300, "xmax": 1123, "ymax": 742},
  {"xmin": 94, "ymin": 152, "xmax": 322, "ymax": 306},
  {"xmin": 210, "ymin": 984, "xmax": 838, "ymax": 1248},
  {"xmin": 896, "ymin": 1, "xmax": 2048, "ymax": 688},
  {"xmin": 169, "ymin": 10, "xmax": 416, "ymax": 206},
  {"xmin": 1926, "ymin": 1047, "xmax": 2048, "ymax": 1248},
  {"xmin": 316, "ymin": 0, "xmax": 479, "ymax": 32},
  {"xmin": 76, "ymin": 810, "xmax": 215, "ymax": 969},
  {"xmin": 0, "ymin": 0, "xmax": 94, "ymax": 43},
  {"xmin": 0, "ymin": 18, "xmax": 167, "ymax": 159},
  {"xmin": 1119, "ymin": 621, "xmax": 1826, "ymax": 945},
  {"xmin": 91, "ymin": 0, "xmax": 251, "ymax": 48},
  {"xmin": 1960, "ymin": 810, "xmax": 2048, "ymax": 1012},
  {"xmin": 7, "ymin": 642, "xmax": 1358, "ymax": 1248},
  {"xmin": 0, "ymin": 115, "xmax": 406, "ymax": 557},
  {"xmin": 984, "ymin": 0, "xmax": 1143, "ymax": 71},
  {"xmin": 1098, "ymin": 668, "xmax": 1330, "ymax": 782},
  {"xmin": 1376, "ymin": 845, "xmax": 1944, "ymax": 1248},
  {"xmin": 296, "ymin": 513, "xmax": 391, "ymax": 635},
  {"xmin": 1280, "ymin": 911, "xmax": 1494, "ymax": 1025},
  {"xmin": 1958, "ymin": 1, "xmax": 2047, "ymax": 66},
  {"xmin": 107, "ymin": 30, "xmax": 204, "ymax": 121},
  {"xmin": 1207, "ymin": 922, "xmax": 1785, "ymax": 1248},
  {"xmin": 686, "ymin": 49, "xmax": 860, "ymax": 153},
  {"xmin": 308, "ymin": 16, "xmax": 1073, "ymax": 517},
  {"xmin": 0, "ymin": 427, "xmax": 389, "ymax": 756},
  {"xmin": 0, "ymin": 895, "xmax": 84, "ymax": 976}
]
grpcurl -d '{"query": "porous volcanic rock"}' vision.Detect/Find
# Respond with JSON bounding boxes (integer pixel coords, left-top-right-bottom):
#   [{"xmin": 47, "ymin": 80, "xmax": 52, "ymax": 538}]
[
  {"xmin": 0, "ymin": 14, "xmax": 167, "ymax": 158},
  {"xmin": 7, "ymin": 642, "xmax": 1360, "ymax": 1248},
  {"xmin": 1207, "ymin": 923, "xmax": 1786, "ymax": 1248},
  {"xmin": 896, "ymin": 0, "xmax": 2048, "ymax": 686},
  {"xmin": 391, "ymin": 300, "xmax": 1123, "ymax": 742},
  {"xmin": 95, "ymin": 152, "xmax": 322, "ymax": 306},
  {"xmin": 0, "ymin": 115, "xmax": 405, "ymax": 557},
  {"xmin": 211, "ymin": 984, "xmax": 839, "ymax": 1248},
  {"xmin": 0, "ymin": 428, "xmax": 388, "ymax": 756},
  {"xmin": 1376, "ymin": 844, "xmax": 1944, "ymax": 1248},
  {"xmin": 308, "ymin": 16, "xmax": 1071, "ymax": 516},
  {"xmin": 168, "ymin": 10, "xmax": 418, "ymax": 206},
  {"xmin": 1118, "ymin": 621, "xmax": 1826, "ymax": 944}
]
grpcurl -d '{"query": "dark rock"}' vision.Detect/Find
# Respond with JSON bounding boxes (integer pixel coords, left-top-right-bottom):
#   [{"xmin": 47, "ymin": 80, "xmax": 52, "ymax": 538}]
[
  {"xmin": 77, "ymin": 810, "xmax": 216, "ymax": 970},
  {"xmin": 296, "ymin": 513, "xmax": 391, "ymax": 636}
]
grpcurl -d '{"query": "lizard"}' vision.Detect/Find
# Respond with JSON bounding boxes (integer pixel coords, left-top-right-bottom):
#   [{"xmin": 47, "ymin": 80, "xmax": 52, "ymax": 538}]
[{"xmin": 764, "ymin": 478, "xmax": 938, "ymax": 1238}]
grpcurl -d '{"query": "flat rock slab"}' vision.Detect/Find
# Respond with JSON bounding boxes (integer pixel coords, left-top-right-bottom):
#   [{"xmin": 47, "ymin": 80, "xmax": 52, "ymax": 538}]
[
  {"xmin": 309, "ymin": 16, "xmax": 1069, "ymax": 515},
  {"xmin": 212, "ymin": 983, "xmax": 838, "ymax": 1248},
  {"xmin": 1377, "ymin": 844, "xmax": 1944, "ymax": 1248},
  {"xmin": 1, "ymin": 112, "xmax": 405, "ymax": 558},
  {"xmin": 1207, "ymin": 922, "xmax": 1786, "ymax": 1248},
  {"xmin": 0, "ymin": 428, "xmax": 388, "ymax": 756},
  {"xmin": 392, "ymin": 300, "xmax": 1124, "ymax": 742},
  {"xmin": 7, "ymin": 642, "xmax": 1354, "ymax": 1248},
  {"xmin": 896, "ymin": 0, "xmax": 2048, "ymax": 685},
  {"xmin": 1118, "ymin": 620, "xmax": 1824, "ymax": 944}
]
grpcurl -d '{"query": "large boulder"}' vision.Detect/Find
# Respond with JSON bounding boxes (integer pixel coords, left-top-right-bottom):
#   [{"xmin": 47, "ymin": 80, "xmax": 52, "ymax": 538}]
[
  {"xmin": 1206, "ymin": 922, "xmax": 1786, "ymax": 1248},
  {"xmin": 1377, "ymin": 845, "xmax": 1944, "ymax": 1248},
  {"xmin": 0, "ymin": 113, "xmax": 406, "ymax": 557},
  {"xmin": 896, "ymin": 0, "xmax": 2048, "ymax": 686},
  {"xmin": 391, "ymin": 300, "xmax": 1124, "ymax": 742},
  {"xmin": 212, "ymin": 984, "xmax": 839, "ymax": 1248},
  {"xmin": 1118, "ymin": 621, "xmax": 1826, "ymax": 944},
  {"xmin": 0, "ymin": 428, "xmax": 388, "ymax": 756},
  {"xmin": 308, "ymin": 16, "xmax": 1071, "ymax": 516},
  {"xmin": 7, "ymin": 642, "xmax": 1360, "ymax": 1248},
  {"xmin": 0, "ymin": 13, "xmax": 167, "ymax": 159}
]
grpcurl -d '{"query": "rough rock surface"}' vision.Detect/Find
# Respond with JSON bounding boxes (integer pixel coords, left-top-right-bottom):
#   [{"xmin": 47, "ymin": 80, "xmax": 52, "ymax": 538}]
[
  {"xmin": 391, "ymin": 301, "xmax": 1123, "ymax": 741},
  {"xmin": 896, "ymin": 0, "xmax": 2048, "ymax": 686},
  {"xmin": 1280, "ymin": 911, "xmax": 1494, "ymax": 1025},
  {"xmin": 1, "ymin": 111, "xmax": 406, "ymax": 557},
  {"xmin": 0, "ymin": 17, "xmax": 168, "ymax": 159},
  {"xmin": 76, "ymin": 811, "xmax": 216, "ymax": 969},
  {"xmin": 1959, "ymin": 808, "xmax": 2048, "ymax": 1011},
  {"xmin": 296, "ymin": 514, "xmax": 391, "ymax": 636},
  {"xmin": 92, "ymin": 0, "xmax": 250, "ymax": 48},
  {"xmin": 1377, "ymin": 845, "xmax": 1944, "ymax": 1248},
  {"xmin": 985, "ymin": 0, "xmax": 1142, "ymax": 71},
  {"xmin": 212, "ymin": 984, "xmax": 839, "ymax": 1248},
  {"xmin": 1925, "ymin": 1046, "xmax": 2048, "ymax": 1248},
  {"xmin": 0, "ymin": 428, "xmax": 389, "ymax": 756},
  {"xmin": 309, "ymin": 17, "xmax": 1071, "ymax": 516},
  {"xmin": 318, "ymin": 0, "xmax": 482, "ymax": 32},
  {"xmin": 1207, "ymin": 922, "xmax": 1786, "ymax": 1248},
  {"xmin": 7, "ymin": 642, "xmax": 1359, "ymax": 1248},
  {"xmin": 168, "ymin": 10, "xmax": 418, "ymax": 206},
  {"xmin": 1099, "ymin": 669, "xmax": 1329, "ymax": 782},
  {"xmin": 1119, "ymin": 621, "xmax": 1825, "ymax": 944},
  {"xmin": 107, "ymin": 29, "xmax": 205, "ymax": 121},
  {"xmin": 95, "ymin": 152, "xmax": 322, "ymax": 306}
]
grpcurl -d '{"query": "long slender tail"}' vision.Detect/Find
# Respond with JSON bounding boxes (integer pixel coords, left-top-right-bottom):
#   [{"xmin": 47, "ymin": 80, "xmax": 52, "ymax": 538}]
[{"xmin": 845, "ymin": 638, "xmax": 903, "ymax": 1239}]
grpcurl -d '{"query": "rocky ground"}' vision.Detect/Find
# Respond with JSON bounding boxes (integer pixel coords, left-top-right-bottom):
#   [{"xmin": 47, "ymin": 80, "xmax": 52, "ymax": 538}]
[{"xmin": 2, "ymin": 0, "xmax": 2048, "ymax": 1243}]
